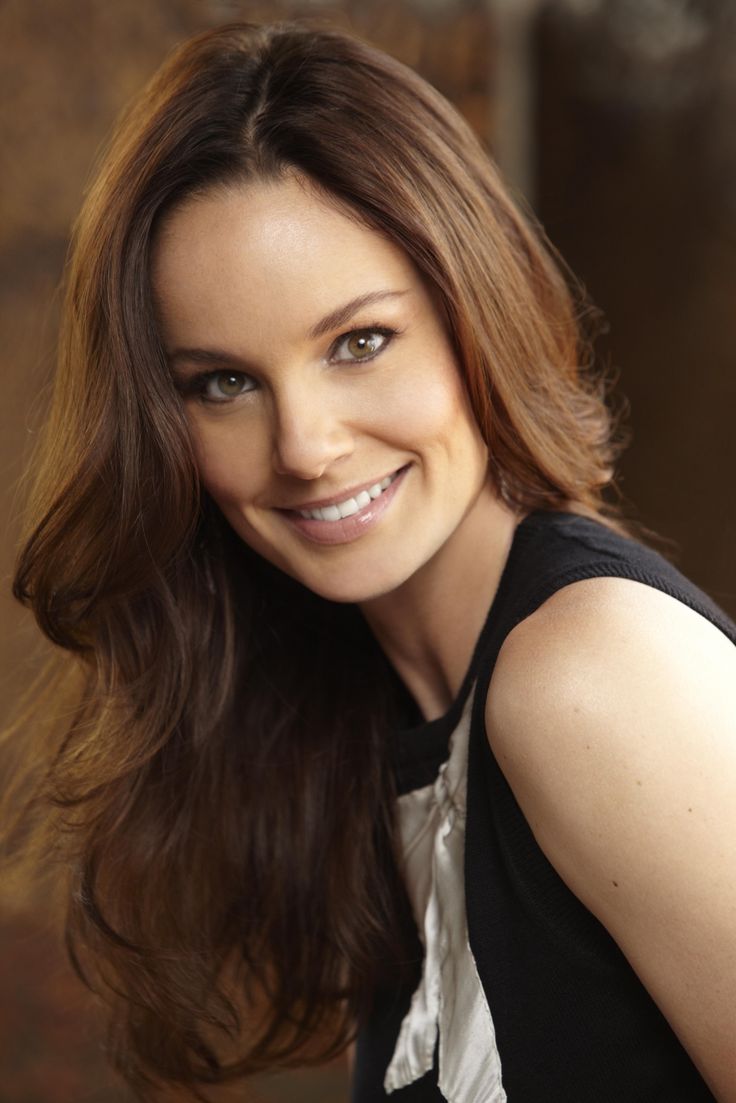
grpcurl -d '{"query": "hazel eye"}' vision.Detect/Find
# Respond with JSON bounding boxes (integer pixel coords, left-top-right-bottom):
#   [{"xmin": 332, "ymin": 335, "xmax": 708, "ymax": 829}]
[
  {"xmin": 331, "ymin": 327, "xmax": 395, "ymax": 363},
  {"xmin": 346, "ymin": 332, "xmax": 382, "ymax": 359},
  {"xmin": 203, "ymin": 371, "xmax": 255, "ymax": 402}
]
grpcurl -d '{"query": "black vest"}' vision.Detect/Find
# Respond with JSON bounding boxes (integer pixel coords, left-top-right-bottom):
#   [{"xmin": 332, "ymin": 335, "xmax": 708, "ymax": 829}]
[{"xmin": 352, "ymin": 511, "xmax": 735, "ymax": 1102}]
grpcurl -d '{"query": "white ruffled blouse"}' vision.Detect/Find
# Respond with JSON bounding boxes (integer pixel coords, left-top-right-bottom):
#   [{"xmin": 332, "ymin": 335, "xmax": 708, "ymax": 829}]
[{"xmin": 383, "ymin": 690, "xmax": 507, "ymax": 1102}]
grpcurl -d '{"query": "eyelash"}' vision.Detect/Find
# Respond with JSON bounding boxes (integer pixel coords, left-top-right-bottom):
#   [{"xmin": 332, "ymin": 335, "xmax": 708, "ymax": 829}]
[{"xmin": 175, "ymin": 324, "xmax": 400, "ymax": 406}]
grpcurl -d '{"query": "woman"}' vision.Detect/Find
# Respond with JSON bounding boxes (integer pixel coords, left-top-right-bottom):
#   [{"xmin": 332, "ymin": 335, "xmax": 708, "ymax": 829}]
[{"xmin": 4, "ymin": 20, "xmax": 735, "ymax": 1103}]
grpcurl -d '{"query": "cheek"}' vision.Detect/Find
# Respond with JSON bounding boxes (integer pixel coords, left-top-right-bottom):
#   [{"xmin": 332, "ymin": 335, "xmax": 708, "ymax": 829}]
[
  {"xmin": 382, "ymin": 354, "xmax": 483, "ymax": 455},
  {"xmin": 188, "ymin": 417, "xmax": 265, "ymax": 506}
]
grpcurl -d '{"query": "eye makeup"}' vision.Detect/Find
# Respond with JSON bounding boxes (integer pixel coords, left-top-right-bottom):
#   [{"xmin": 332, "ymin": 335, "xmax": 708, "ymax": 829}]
[{"xmin": 171, "ymin": 323, "xmax": 403, "ymax": 405}]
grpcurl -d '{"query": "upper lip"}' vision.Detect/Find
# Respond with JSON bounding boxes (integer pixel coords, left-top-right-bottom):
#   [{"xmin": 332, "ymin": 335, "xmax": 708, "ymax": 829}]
[{"xmin": 277, "ymin": 466, "xmax": 405, "ymax": 512}]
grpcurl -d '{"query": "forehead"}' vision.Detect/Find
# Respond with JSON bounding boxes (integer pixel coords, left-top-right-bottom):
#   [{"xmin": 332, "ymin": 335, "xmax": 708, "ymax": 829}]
[{"xmin": 150, "ymin": 176, "xmax": 419, "ymax": 345}]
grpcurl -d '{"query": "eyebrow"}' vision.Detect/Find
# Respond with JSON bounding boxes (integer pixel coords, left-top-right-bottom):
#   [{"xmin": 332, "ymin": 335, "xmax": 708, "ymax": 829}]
[
  {"xmin": 307, "ymin": 289, "xmax": 408, "ymax": 339},
  {"xmin": 166, "ymin": 288, "xmax": 408, "ymax": 369}
]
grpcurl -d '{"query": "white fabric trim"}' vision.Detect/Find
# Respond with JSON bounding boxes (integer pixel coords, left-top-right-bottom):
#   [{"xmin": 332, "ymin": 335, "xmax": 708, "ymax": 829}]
[{"xmin": 384, "ymin": 690, "xmax": 506, "ymax": 1102}]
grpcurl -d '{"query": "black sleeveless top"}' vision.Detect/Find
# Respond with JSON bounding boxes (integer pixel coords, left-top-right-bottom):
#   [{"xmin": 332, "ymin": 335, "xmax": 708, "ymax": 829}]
[{"xmin": 352, "ymin": 511, "xmax": 735, "ymax": 1103}]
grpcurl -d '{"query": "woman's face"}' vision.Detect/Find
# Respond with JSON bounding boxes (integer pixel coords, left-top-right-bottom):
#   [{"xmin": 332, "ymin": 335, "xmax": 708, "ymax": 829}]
[{"xmin": 152, "ymin": 175, "xmax": 497, "ymax": 604}]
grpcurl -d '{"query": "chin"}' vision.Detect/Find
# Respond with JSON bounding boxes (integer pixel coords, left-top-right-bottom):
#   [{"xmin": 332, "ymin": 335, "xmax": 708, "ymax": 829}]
[
  {"xmin": 288, "ymin": 562, "xmax": 412, "ymax": 606},
  {"xmin": 297, "ymin": 577, "xmax": 398, "ymax": 606}
]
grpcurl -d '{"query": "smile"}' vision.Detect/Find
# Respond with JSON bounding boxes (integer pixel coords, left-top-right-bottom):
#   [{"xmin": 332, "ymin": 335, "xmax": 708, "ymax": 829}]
[
  {"xmin": 296, "ymin": 472, "xmax": 399, "ymax": 522},
  {"xmin": 279, "ymin": 466, "xmax": 409, "ymax": 546}
]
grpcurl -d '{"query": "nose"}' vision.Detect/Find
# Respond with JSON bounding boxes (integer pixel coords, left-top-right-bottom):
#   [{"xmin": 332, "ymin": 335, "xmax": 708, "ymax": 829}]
[{"xmin": 271, "ymin": 387, "xmax": 354, "ymax": 480}]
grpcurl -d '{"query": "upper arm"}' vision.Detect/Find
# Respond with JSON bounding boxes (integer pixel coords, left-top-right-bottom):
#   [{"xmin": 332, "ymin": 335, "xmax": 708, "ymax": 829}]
[{"xmin": 485, "ymin": 577, "xmax": 736, "ymax": 1101}]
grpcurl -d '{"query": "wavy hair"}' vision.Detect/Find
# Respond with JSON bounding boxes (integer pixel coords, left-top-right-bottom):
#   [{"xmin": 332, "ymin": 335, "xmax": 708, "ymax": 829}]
[{"xmin": 5, "ymin": 20, "xmax": 624, "ymax": 1099}]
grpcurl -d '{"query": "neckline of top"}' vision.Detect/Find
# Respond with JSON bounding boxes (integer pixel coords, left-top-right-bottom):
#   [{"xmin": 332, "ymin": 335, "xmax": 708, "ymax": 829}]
[{"xmin": 391, "ymin": 508, "xmax": 550, "ymax": 792}]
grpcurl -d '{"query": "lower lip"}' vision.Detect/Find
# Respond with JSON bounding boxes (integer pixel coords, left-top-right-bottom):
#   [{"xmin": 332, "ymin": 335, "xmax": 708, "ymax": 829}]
[{"xmin": 278, "ymin": 466, "xmax": 409, "ymax": 546}]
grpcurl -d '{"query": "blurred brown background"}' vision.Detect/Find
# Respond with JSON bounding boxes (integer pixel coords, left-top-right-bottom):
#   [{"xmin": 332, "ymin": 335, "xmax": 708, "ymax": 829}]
[{"xmin": 1, "ymin": 0, "xmax": 734, "ymax": 1100}]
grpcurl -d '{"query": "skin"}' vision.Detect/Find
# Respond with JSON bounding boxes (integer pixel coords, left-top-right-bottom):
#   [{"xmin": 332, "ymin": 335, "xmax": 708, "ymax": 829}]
[
  {"xmin": 152, "ymin": 173, "xmax": 736, "ymax": 1097},
  {"xmin": 152, "ymin": 173, "xmax": 519, "ymax": 717},
  {"xmin": 487, "ymin": 580, "xmax": 736, "ymax": 1100}
]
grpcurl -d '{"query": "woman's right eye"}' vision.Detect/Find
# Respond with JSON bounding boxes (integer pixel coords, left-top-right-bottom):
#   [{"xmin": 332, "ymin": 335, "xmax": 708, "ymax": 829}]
[{"xmin": 198, "ymin": 370, "xmax": 256, "ymax": 404}]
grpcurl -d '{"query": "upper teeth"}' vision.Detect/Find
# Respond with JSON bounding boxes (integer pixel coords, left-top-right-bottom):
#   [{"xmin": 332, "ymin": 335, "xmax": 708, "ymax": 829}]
[{"xmin": 298, "ymin": 474, "xmax": 396, "ymax": 521}]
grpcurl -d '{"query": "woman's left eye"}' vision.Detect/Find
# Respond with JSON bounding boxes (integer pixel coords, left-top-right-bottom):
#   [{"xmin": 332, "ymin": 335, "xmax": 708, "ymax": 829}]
[{"xmin": 330, "ymin": 327, "xmax": 396, "ymax": 363}]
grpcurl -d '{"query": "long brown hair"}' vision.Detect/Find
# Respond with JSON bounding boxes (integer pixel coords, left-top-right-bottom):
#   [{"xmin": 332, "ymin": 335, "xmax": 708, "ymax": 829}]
[{"xmin": 5, "ymin": 20, "xmax": 623, "ymax": 1099}]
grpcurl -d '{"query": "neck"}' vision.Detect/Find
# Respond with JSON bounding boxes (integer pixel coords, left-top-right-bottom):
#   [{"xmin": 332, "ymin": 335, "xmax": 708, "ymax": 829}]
[{"xmin": 360, "ymin": 491, "xmax": 521, "ymax": 721}]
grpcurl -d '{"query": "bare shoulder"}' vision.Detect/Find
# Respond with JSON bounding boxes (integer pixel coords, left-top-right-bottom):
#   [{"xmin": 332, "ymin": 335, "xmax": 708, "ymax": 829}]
[
  {"xmin": 485, "ymin": 575, "xmax": 736, "ymax": 857},
  {"xmin": 487, "ymin": 574, "xmax": 735, "ymax": 772},
  {"xmin": 484, "ymin": 575, "xmax": 736, "ymax": 1098}
]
